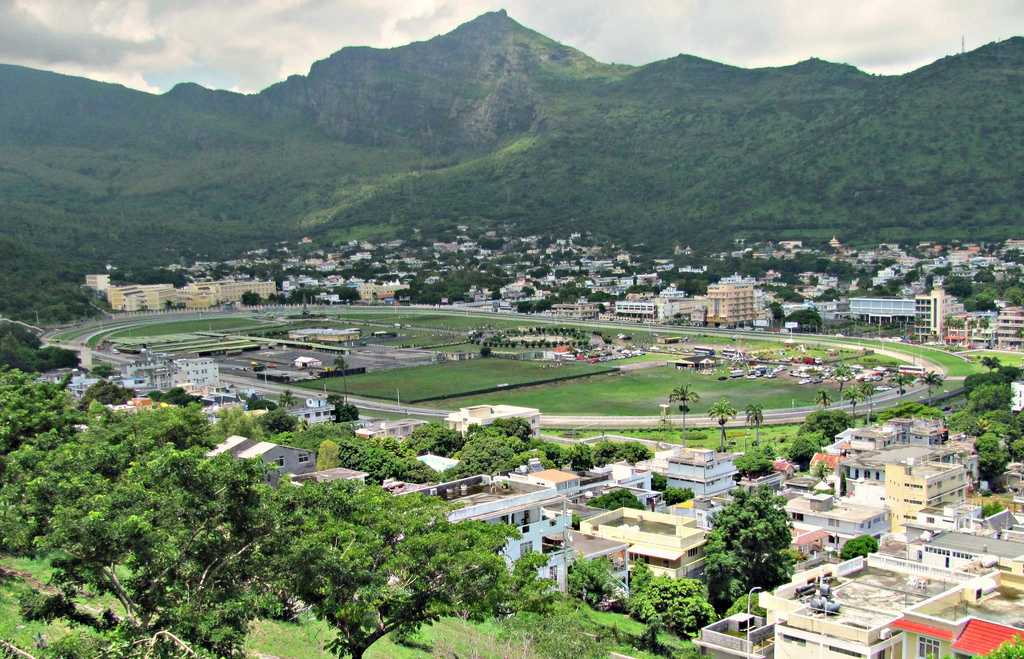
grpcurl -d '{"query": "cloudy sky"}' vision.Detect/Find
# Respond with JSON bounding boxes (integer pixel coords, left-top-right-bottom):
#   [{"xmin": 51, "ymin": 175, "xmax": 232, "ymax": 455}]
[{"xmin": 2, "ymin": 0, "xmax": 1021, "ymax": 94}]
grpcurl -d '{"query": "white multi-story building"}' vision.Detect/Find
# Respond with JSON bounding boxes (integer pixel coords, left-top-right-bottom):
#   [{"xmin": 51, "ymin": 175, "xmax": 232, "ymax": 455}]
[
  {"xmin": 172, "ymin": 358, "xmax": 219, "ymax": 390},
  {"xmin": 639, "ymin": 447, "xmax": 738, "ymax": 497},
  {"xmin": 786, "ymin": 493, "xmax": 889, "ymax": 551}
]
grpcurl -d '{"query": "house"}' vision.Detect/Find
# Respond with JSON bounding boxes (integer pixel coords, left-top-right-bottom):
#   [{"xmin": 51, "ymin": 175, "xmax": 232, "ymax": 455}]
[
  {"xmin": 695, "ymin": 612, "xmax": 776, "ymax": 659},
  {"xmin": 355, "ymin": 418, "xmax": 427, "ymax": 440},
  {"xmin": 412, "ymin": 475, "xmax": 573, "ymax": 591},
  {"xmin": 206, "ymin": 435, "xmax": 315, "ymax": 485},
  {"xmin": 785, "ymin": 493, "xmax": 889, "ymax": 551},
  {"xmin": 445, "ymin": 405, "xmax": 541, "ymax": 436},
  {"xmin": 287, "ymin": 398, "xmax": 334, "ymax": 425},
  {"xmin": 580, "ymin": 507, "xmax": 707, "ymax": 579},
  {"xmin": 638, "ymin": 447, "xmax": 738, "ymax": 497},
  {"xmin": 292, "ymin": 467, "xmax": 369, "ymax": 484}
]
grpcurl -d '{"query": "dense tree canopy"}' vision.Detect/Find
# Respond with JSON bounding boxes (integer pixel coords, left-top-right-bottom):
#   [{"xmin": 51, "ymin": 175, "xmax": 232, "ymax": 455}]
[{"xmin": 704, "ymin": 488, "xmax": 794, "ymax": 612}]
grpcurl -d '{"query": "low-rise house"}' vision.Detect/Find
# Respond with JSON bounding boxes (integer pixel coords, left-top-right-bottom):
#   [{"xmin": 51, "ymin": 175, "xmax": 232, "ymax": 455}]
[
  {"xmin": 406, "ymin": 475, "xmax": 573, "ymax": 591},
  {"xmin": 786, "ymin": 493, "xmax": 889, "ymax": 551},
  {"xmin": 287, "ymin": 398, "xmax": 334, "ymax": 425},
  {"xmin": 355, "ymin": 418, "xmax": 427, "ymax": 440},
  {"xmin": 445, "ymin": 405, "xmax": 541, "ymax": 436},
  {"xmin": 292, "ymin": 467, "xmax": 369, "ymax": 484},
  {"xmin": 694, "ymin": 612, "xmax": 776, "ymax": 659},
  {"xmin": 207, "ymin": 435, "xmax": 315, "ymax": 485},
  {"xmin": 580, "ymin": 507, "xmax": 707, "ymax": 578}
]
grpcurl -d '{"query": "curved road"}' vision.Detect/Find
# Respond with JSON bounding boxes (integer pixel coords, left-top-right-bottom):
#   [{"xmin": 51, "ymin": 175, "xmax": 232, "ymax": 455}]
[{"xmin": 51, "ymin": 307, "xmax": 965, "ymax": 429}]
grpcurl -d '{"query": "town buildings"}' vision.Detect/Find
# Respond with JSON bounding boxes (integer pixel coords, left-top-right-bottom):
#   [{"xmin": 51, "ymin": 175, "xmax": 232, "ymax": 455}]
[
  {"xmin": 705, "ymin": 283, "xmax": 757, "ymax": 327},
  {"xmin": 639, "ymin": 447, "xmax": 739, "ymax": 497}
]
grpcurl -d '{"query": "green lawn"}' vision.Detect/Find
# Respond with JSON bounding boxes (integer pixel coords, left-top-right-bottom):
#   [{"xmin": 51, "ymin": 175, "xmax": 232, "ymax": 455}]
[
  {"xmin": 550, "ymin": 423, "xmax": 806, "ymax": 450},
  {"xmin": 104, "ymin": 316, "xmax": 266, "ymax": 340},
  {"xmin": 961, "ymin": 350, "xmax": 1024, "ymax": 368},
  {"xmin": 298, "ymin": 358, "xmax": 614, "ymax": 402},
  {"xmin": 426, "ymin": 363, "xmax": 838, "ymax": 416}
]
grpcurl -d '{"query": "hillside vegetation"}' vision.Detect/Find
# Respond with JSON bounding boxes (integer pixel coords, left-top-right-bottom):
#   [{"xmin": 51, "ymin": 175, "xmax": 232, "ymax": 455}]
[{"xmin": 1, "ymin": 11, "xmax": 1023, "ymax": 319}]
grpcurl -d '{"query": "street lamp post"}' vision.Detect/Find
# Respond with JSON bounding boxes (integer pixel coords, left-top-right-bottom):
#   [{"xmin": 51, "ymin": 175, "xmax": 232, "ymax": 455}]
[{"xmin": 746, "ymin": 586, "xmax": 763, "ymax": 650}]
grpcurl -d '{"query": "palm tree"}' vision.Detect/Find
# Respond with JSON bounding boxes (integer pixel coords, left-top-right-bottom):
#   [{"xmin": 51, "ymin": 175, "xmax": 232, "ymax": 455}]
[
  {"xmin": 745, "ymin": 403, "xmax": 764, "ymax": 451},
  {"xmin": 833, "ymin": 363, "xmax": 854, "ymax": 393},
  {"xmin": 922, "ymin": 371, "xmax": 945, "ymax": 405},
  {"xmin": 708, "ymin": 398, "xmax": 738, "ymax": 452},
  {"xmin": 669, "ymin": 384, "xmax": 701, "ymax": 431},
  {"xmin": 843, "ymin": 387, "xmax": 863, "ymax": 420},
  {"xmin": 857, "ymin": 382, "xmax": 877, "ymax": 425},
  {"xmin": 816, "ymin": 389, "xmax": 833, "ymax": 408},
  {"xmin": 891, "ymin": 373, "xmax": 915, "ymax": 398},
  {"xmin": 278, "ymin": 388, "xmax": 298, "ymax": 409},
  {"xmin": 981, "ymin": 355, "xmax": 1002, "ymax": 372}
]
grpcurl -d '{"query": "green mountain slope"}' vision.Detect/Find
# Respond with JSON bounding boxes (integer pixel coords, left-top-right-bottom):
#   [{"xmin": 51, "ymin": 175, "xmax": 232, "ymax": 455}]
[{"xmin": 0, "ymin": 11, "xmax": 1023, "ymax": 320}]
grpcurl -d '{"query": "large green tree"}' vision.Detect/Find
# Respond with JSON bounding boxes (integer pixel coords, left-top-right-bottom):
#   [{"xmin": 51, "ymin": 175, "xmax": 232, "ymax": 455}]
[
  {"xmin": 628, "ymin": 576, "xmax": 716, "ymax": 639},
  {"xmin": 3, "ymin": 406, "xmax": 273, "ymax": 655},
  {"xmin": 275, "ymin": 482, "xmax": 518, "ymax": 659},
  {"xmin": 703, "ymin": 488, "xmax": 794, "ymax": 612}
]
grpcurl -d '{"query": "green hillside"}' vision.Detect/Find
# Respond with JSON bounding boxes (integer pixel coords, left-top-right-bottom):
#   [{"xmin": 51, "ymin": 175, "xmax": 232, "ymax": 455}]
[{"xmin": 1, "ymin": 10, "xmax": 1023, "ymax": 320}]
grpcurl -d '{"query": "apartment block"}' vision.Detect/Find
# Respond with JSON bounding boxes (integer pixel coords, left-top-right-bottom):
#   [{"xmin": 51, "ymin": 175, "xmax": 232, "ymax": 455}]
[
  {"xmin": 107, "ymin": 284, "xmax": 178, "ymax": 311},
  {"xmin": 84, "ymin": 273, "xmax": 110, "ymax": 293},
  {"xmin": 996, "ymin": 306, "xmax": 1024, "ymax": 350},
  {"xmin": 884, "ymin": 459, "xmax": 968, "ymax": 533},
  {"xmin": 705, "ymin": 283, "xmax": 757, "ymax": 327},
  {"xmin": 580, "ymin": 507, "xmax": 706, "ymax": 579},
  {"xmin": 178, "ymin": 279, "xmax": 276, "ymax": 309},
  {"xmin": 841, "ymin": 446, "xmax": 969, "ymax": 532},
  {"xmin": 551, "ymin": 302, "xmax": 601, "ymax": 320},
  {"xmin": 171, "ymin": 357, "xmax": 220, "ymax": 390}
]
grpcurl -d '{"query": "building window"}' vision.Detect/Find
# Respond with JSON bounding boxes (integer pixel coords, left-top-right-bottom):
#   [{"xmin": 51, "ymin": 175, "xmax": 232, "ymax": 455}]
[
  {"xmin": 298, "ymin": 455, "xmax": 310, "ymax": 463},
  {"xmin": 781, "ymin": 635, "xmax": 806, "ymax": 647},
  {"xmin": 519, "ymin": 541, "xmax": 534, "ymax": 556},
  {"xmin": 829, "ymin": 646, "xmax": 864, "ymax": 657},
  {"xmin": 918, "ymin": 637, "xmax": 940, "ymax": 659},
  {"xmin": 275, "ymin": 457, "xmax": 286, "ymax": 467}
]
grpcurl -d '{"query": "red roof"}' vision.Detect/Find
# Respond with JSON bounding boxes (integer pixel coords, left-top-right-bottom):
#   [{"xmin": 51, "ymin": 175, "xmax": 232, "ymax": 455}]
[
  {"xmin": 810, "ymin": 453, "xmax": 842, "ymax": 469},
  {"xmin": 891, "ymin": 618, "xmax": 953, "ymax": 640},
  {"xmin": 952, "ymin": 619, "xmax": 1024, "ymax": 656}
]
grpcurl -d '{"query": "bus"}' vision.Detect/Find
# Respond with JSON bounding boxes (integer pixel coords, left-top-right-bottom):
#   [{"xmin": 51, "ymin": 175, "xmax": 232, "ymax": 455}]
[{"xmin": 897, "ymin": 364, "xmax": 926, "ymax": 376}]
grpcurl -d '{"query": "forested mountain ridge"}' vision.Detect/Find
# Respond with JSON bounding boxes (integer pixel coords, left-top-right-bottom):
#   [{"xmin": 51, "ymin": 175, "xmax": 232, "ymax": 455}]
[{"xmin": 1, "ymin": 11, "xmax": 1023, "ymax": 321}]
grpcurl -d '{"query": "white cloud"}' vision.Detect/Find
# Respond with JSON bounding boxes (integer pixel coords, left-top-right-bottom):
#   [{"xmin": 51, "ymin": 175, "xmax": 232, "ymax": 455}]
[{"xmin": 2, "ymin": 0, "xmax": 1021, "ymax": 93}]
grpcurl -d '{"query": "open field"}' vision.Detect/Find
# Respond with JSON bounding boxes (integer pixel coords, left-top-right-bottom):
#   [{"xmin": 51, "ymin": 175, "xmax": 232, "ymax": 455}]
[
  {"xmin": 425, "ymin": 363, "xmax": 838, "ymax": 416},
  {"xmin": 297, "ymin": 358, "xmax": 614, "ymax": 402},
  {"xmin": 549, "ymin": 423, "xmax": 806, "ymax": 450},
  {"xmin": 104, "ymin": 316, "xmax": 268, "ymax": 340},
  {"xmin": 961, "ymin": 350, "xmax": 1024, "ymax": 368}
]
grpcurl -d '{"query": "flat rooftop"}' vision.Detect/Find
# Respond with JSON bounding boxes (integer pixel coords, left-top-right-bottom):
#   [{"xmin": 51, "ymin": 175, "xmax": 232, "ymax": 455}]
[
  {"xmin": 917, "ymin": 584, "xmax": 1024, "ymax": 628},
  {"xmin": 928, "ymin": 532, "xmax": 1024, "ymax": 560},
  {"xmin": 787, "ymin": 497, "xmax": 883, "ymax": 523},
  {"xmin": 792, "ymin": 566, "xmax": 952, "ymax": 630}
]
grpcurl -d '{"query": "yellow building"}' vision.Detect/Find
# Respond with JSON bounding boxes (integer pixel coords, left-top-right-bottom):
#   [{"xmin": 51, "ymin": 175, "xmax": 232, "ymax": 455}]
[
  {"xmin": 84, "ymin": 274, "xmax": 110, "ymax": 293},
  {"xmin": 884, "ymin": 459, "xmax": 967, "ymax": 533},
  {"xmin": 106, "ymin": 284, "xmax": 178, "ymax": 311},
  {"xmin": 357, "ymin": 281, "xmax": 405, "ymax": 302},
  {"xmin": 705, "ymin": 283, "xmax": 757, "ymax": 327},
  {"xmin": 579, "ymin": 507, "xmax": 706, "ymax": 578},
  {"xmin": 178, "ymin": 280, "xmax": 276, "ymax": 309}
]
